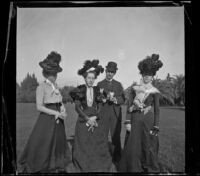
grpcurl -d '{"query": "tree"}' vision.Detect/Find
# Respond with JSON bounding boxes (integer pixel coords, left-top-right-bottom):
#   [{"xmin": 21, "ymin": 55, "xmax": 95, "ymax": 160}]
[
  {"xmin": 171, "ymin": 74, "xmax": 185, "ymax": 106},
  {"xmin": 20, "ymin": 73, "xmax": 39, "ymax": 102},
  {"xmin": 60, "ymin": 86, "xmax": 75, "ymax": 103},
  {"xmin": 16, "ymin": 82, "xmax": 22, "ymax": 102},
  {"xmin": 152, "ymin": 78, "xmax": 175, "ymax": 106}
]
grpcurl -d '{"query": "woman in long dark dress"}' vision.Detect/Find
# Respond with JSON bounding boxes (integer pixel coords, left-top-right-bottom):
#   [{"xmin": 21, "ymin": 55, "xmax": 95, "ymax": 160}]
[
  {"xmin": 119, "ymin": 54, "xmax": 163, "ymax": 172},
  {"xmin": 69, "ymin": 60, "xmax": 114, "ymax": 172},
  {"xmin": 18, "ymin": 51, "xmax": 71, "ymax": 173}
]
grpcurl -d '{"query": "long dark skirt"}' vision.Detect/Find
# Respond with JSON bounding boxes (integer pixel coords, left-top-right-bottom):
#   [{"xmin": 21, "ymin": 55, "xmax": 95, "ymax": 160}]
[
  {"xmin": 18, "ymin": 103, "xmax": 71, "ymax": 173},
  {"xmin": 119, "ymin": 111, "xmax": 160, "ymax": 173},
  {"xmin": 72, "ymin": 107, "xmax": 113, "ymax": 172}
]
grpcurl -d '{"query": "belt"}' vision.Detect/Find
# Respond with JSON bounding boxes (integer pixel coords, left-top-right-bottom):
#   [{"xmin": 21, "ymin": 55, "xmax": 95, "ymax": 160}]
[{"xmin": 132, "ymin": 105, "xmax": 152, "ymax": 113}]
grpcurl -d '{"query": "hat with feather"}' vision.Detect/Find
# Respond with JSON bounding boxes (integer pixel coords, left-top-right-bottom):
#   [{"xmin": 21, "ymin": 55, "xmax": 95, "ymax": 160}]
[
  {"xmin": 39, "ymin": 51, "xmax": 62, "ymax": 73},
  {"xmin": 78, "ymin": 59, "xmax": 104, "ymax": 78},
  {"xmin": 138, "ymin": 54, "xmax": 163, "ymax": 76}
]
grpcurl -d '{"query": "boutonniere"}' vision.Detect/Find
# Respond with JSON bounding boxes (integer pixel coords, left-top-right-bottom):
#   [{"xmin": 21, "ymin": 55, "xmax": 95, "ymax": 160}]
[
  {"xmin": 110, "ymin": 91, "xmax": 114, "ymax": 98},
  {"xmin": 100, "ymin": 88, "xmax": 104, "ymax": 94},
  {"xmin": 96, "ymin": 88, "xmax": 107, "ymax": 103}
]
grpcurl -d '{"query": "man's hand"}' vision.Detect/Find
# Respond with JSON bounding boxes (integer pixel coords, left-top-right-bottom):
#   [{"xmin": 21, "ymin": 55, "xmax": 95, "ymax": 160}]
[
  {"xmin": 110, "ymin": 97, "xmax": 117, "ymax": 104},
  {"xmin": 129, "ymin": 105, "xmax": 136, "ymax": 112},
  {"xmin": 126, "ymin": 124, "xmax": 131, "ymax": 131},
  {"xmin": 150, "ymin": 126, "xmax": 159, "ymax": 136}
]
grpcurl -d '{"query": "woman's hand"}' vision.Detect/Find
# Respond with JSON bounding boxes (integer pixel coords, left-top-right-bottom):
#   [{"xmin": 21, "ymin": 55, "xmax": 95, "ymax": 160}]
[
  {"xmin": 89, "ymin": 116, "xmax": 97, "ymax": 121},
  {"xmin": 86, "ymin": 116, "xmax": 98, "ymax": 132},
  {"xmin": 126, "ymin": 124, "xmax": 131, "ymax": 132},
  {"xmin": 150, "ymin": 126, "xmax": 159, "ymax": 136},
  {"xmin": 55, "ymin": 112, "xmax": 62, "ymax": 120},
  {"xmin": 60, "ymin": 105, "xmax": 67, "ymax": 118},
  {"xmin": 142, "ymin": 106, "xmax": 151, "ymax": 115},
  {"xmin": 87, "ymin": 119, "xmax": 98, "ymax": 132},
  {"xmin": 87, "ymin": 118, "xmax": 96, "ymax": 126},
  {"xmin": 129, "ymin": 105, "xmax": 136, "ymax": 112}
]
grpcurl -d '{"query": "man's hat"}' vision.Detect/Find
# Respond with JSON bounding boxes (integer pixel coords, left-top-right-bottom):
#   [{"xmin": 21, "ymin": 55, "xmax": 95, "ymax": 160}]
[{"xmin": 106, "ymin": 62, "xmax": 118, "ymax": 72}]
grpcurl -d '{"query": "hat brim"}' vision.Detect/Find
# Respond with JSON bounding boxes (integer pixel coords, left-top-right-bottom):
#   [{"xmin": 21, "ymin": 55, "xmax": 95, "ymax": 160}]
[
  {"xmin": 39, "ymin": 62, "xmax": 62, "ymax": 73},
  {"xmin": 106, "ymin": 67, "xmax": 118, "ymax": 72}
]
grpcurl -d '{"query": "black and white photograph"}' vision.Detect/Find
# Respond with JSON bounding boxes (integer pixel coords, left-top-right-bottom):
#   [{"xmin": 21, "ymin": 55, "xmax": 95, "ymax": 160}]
[{"xmin": 14, "ymin": 2, "xmax": 187, "ymax": 173}]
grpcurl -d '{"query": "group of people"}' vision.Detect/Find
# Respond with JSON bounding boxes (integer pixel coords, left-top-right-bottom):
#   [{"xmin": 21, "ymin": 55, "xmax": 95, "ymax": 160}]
[{"xmin": 18, "ymin": 51, "xmax": 163, "ymax": 173}]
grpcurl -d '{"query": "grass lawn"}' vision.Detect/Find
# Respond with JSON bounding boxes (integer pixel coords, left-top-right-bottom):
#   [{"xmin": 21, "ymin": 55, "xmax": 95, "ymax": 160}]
[{"xmin": 17, "ymin": 103, "xmax": 185, "ymax": 172}]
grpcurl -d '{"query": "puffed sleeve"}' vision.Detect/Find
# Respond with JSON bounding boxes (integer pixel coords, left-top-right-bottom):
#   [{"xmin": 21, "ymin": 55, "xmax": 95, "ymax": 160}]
[
  {"xmin": 36, "ymin": 84, "xmax": 44, "ymax": 106},
  {"xmin": 69, "ymin": 87, "xmax": 89, "ymax": 122},
  {"xmin": 69, "ymin": 87, "xmax": 84, "ymax": 101},
  {"xmin": 153, "ymin": 93, "xmax": 160, "ymax": 126}
]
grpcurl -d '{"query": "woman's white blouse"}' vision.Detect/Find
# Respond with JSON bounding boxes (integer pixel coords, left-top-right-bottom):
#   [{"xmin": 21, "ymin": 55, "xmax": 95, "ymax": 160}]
[
  {"xmin": 36, "ymin": 81, "xmax": 62, "ymax": 105},
  {"xmin": 86, "ymin": 86, "xmax": 94, "ymax": 107}
]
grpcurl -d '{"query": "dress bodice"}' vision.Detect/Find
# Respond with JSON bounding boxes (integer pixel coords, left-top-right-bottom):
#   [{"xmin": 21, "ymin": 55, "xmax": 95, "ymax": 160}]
[{"xmin": 70, "ymin": 84, "xmax": 102, "ymax": 109}]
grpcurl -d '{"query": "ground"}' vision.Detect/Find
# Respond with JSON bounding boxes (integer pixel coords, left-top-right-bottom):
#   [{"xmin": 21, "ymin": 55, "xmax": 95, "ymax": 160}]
[{"xmin": 16, "ymin": 103, "xmax": 185, "ymax": 172}]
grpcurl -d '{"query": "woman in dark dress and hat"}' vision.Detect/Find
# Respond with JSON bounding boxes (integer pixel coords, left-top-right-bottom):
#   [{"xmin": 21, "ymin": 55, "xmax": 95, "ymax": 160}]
[
  {"xmin": 119, "ymin": 54, "xmax": 163, "ymax": 173},
  {"xmin": 18, "ymin": 51, "xmax": 71, "ymax": 173},
  {"xmin": 69, "ymin": 60, "xmax": 114, "ymax": 172}
]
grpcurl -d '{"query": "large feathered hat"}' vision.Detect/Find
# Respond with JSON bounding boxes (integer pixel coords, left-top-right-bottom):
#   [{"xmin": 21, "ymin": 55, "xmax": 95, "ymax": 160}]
[
  {"xmin": 39, "ymin": 51, "xmax": 62, "ymax": 73},
  {"xmin": 138, "ymin": 54, "xmax": 163, "ymax": 76},
  {"xmin": 78, "ymin": 59, "xmax": 104, "ymax": 77}
]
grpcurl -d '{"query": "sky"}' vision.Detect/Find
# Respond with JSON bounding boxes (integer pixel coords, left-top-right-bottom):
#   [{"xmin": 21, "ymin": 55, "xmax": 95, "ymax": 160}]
[{"xmin": 17, "ymin": 7, "xmax": 184, "ymax": 89}]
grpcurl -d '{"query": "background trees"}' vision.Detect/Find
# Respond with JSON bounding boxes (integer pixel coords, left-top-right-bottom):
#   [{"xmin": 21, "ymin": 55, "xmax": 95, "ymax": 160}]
[
  {"xmin": 17, "ymin": 73, "xmax": 75, "ymax": 103},
  {"xmin": 17, "ymin": 73, "xmax": 39, "ymax": 103},
  {"xmin": 17, "ymin": 73, "xmax": 185, "ymax": 106}
]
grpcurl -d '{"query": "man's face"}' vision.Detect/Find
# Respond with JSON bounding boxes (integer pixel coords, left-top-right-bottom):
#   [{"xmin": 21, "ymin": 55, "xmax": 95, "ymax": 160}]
[{"xmin": 106, "ymin": 70, "xmax": 116, "ymax": 80}]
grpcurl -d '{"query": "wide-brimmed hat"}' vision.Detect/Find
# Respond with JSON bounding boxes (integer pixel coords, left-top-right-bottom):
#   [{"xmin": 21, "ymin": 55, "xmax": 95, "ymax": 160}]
[
  {"xmin": 39, "ymin": 51, "xmax": 62, "ymax": 73},
  {"xmin": 138, "ymin": 54, "xmax": 163, "ymax": 76},
  {"xmin": 78, "ymin": 59, "xmax": 104, "ymax": 77},
  {"xmin": 106, "ymin": 62, "xmax": 118, "ymax": 72}
]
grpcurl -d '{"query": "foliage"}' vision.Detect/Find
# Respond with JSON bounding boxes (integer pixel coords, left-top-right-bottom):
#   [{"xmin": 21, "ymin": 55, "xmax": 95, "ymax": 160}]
[
  {"xmin": 17, "ymin": 73, "xmax": 76, "ymax": 103},
  {"xmin": 17, "ymin": 73, "xmax": 39, "ymax": 103},
  {"xmin": 171, "ymin": 74, "xmax": 185, "ymax": 105},
  {"xmin": 60, "ymin": 86, "xmax": 75, "ymax": 103}
]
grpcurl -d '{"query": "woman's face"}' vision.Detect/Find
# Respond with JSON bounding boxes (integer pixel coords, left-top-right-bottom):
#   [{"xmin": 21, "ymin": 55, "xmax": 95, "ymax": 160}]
[
  {"xmin": 142, "ymin": 74, "xmax": 153, "ymax": 84},
  {"xmin": 47, "ymin": 74, "xmax": 57, "ymax": 83},
  {"xmin": 85, "ymin": 72, "xmax": 95, "ymax": 87}
]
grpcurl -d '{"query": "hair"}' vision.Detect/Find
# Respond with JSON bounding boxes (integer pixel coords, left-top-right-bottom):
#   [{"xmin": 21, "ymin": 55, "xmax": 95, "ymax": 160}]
[
  {"xmin": 42, "ymin": 70, "xmax": 57, "ymax": 78},
  {"xmin": 83, "ymin": 71, "xmax": 97, "ymax": 79}
]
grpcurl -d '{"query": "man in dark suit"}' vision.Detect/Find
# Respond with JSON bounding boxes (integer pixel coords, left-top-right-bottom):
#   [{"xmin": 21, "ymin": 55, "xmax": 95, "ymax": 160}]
[{"xmin": 97, "ymin": 62, "xmax": 125, "ymax": 167}]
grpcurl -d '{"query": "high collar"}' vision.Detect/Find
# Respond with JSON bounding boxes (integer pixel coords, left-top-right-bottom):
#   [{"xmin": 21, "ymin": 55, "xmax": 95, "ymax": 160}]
[
  {"xmin": 105, "ymin": 78, "xmax": 113, "ymax": 82},
  {"xmin": 85, "ymin": 84, "xmax": 93, "ymax": 89},
  {"xmin": 45, "ymin": 79, "xmax": 57, "ymax": 89}
]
